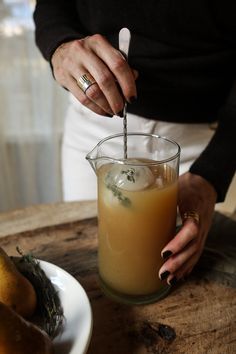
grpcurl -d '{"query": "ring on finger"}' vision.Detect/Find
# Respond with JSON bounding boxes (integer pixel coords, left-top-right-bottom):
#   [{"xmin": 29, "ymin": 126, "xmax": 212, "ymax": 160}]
[
  {"xmin": 183, "ymin": 211, "xmax": 200, "ymax": 225},
  {"xmin": 77, "ymin": 73, "xmax": 96, "ymax": 94}
]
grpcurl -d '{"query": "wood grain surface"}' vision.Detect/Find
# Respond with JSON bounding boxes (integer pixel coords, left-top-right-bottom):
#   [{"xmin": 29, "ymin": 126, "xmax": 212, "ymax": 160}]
[{"xmin": 0, "ymin": 202, "xmax": 235, "ymax": 353}]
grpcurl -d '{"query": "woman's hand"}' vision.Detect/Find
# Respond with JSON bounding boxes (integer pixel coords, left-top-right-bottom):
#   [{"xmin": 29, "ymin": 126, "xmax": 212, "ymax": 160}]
[
  {"xmin": 51, "ymin": 35, "xmax": 138, "ymax": 117},
  {"xmin": 159, "ymin": 172, "xmax": 217, "ymax": 285}
]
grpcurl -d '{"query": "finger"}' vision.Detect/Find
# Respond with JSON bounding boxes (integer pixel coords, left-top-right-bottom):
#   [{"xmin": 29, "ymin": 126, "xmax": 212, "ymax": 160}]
[
  {"xmin": 66, "ymin": 58, "xmax": 116, "ymax": 116},
  {"xmin": 87, "ymin": 56, "xmax": 125, "ymax": 115},
  {"xmin": 85, "ymin": 82, "xmax": 115, "ymax": 116},
  {"xmin": 161, "ymin": 219, "xmax": 199, "ymax": 259},
  {"xmin": 66, "ymin": 76, "xmax": 112, "ymax": 116},
  {"xmin": 88, "ymin": 34, "xmax": 137, "ymax": 103},
  {"xmin": 159, "ymin": 239, "xmax": 198, "ymax": 279},
  {"xmin": 51, "ymin": 56, "xmax": 109, "ymax": 116},
  {"xmin": 72, "ymin": 41, "xmax": 125, "ymax": 115},
  {"xmin": 166, "ymin": 259, "xmax": 195, "ymax": 285}
]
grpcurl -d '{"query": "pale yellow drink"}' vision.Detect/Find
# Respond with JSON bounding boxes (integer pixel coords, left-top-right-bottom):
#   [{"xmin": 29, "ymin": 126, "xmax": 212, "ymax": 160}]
[{"xmin": 97, "ymin": 160, "xmax": 178, "ymax": 300}]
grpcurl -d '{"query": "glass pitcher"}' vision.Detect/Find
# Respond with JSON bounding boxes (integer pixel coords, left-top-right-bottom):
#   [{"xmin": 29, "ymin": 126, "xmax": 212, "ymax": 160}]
[{"xmin": 86, "ymin": 133, "xmax": 180, "ymax": 304}]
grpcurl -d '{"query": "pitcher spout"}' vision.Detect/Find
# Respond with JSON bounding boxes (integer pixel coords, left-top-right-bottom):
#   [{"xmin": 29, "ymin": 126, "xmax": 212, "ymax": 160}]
[
  {"xmin": 86, "ymin": 143, "xmax": 112, "ymax": 174},
  {"xmin": 86, "ymin": 145, "xmax": 99, "ymax": 174},
  {"xmin": 86, "ymin": 135, "xmax": 118, "ymax": 174}
]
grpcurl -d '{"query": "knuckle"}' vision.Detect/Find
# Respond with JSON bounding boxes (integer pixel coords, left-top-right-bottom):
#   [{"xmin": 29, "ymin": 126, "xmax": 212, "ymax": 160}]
[
  {"xmin": 79, "ymin": 95, "xmax": 91, "ymax": 106},
  {"xmin": 73, "ymin": 39, "xmax": 86, "ymax": 50},
  {"xmin": 86, "ymin": 85, "xmax": 102, "ymax": 101},
  {"xmin": 111, "ymin": 57, "xmax": 126, "ymax": 72},
  {"xmin": 98, "ymin": 72, "xmax": 114, "ymax": 88},
  {"xmin": 92, "ymin": 33, "xmax": 104, "ymax": 42},
  {"xmin": 88, "ymin": 33, "xmax": 106, "ymax": 47}
]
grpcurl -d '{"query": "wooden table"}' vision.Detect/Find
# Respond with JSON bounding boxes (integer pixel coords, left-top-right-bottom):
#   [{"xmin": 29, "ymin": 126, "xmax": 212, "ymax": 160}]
[{"xmin": 0, "ymin": 201, "xmax": 236, "ymax": 354}]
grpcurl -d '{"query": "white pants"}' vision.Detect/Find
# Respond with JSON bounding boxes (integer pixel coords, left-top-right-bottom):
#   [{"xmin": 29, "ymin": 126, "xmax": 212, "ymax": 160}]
[{"xmin": 62, "ymin": 94, "xmax": 215, "ymax": 201}]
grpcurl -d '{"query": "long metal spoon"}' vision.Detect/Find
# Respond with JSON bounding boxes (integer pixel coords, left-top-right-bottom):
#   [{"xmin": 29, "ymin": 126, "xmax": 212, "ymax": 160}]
[{"xmin": 119, "ymin": 28, "xmax": 131, "ymax": 160}]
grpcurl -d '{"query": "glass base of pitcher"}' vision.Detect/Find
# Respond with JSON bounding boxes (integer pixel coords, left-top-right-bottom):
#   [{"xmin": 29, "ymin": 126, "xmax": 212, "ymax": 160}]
[{"xmin": 99, "ymin": 276, "xmax": 171, "ymax": 305}]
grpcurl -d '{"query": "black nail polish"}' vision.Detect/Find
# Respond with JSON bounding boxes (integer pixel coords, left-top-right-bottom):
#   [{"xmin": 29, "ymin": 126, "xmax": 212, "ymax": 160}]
[
  {"xmin": 162, "ymin": 250, "xmax": 173, "ymax": 260},
  {"xmin": 117, "ymin": 110, "xmax": 124, "ymax": 118},
  {"xmin": 160, "ymin": 271, "xmax": 170, "ymax": 281},
  {"xmin": 169, "ymin": 277, "xmax": 177, "ymax": 286},
  {"xmin": 128, "ymin": 96, "xmax": 137, "ymax": 104},
  {"xmin": 106, "ymin": 113, "xmax": 114, "ymax": 118}
]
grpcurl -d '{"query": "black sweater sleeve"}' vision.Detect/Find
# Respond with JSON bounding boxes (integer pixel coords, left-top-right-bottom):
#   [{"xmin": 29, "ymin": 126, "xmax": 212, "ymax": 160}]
[
  {"xmin": 189, "ymin": 82, "xmax": 236, "ymax": 202},
  {"xmin": 33, "ymin": 0, "xmax": 85, "ymax": 61}
]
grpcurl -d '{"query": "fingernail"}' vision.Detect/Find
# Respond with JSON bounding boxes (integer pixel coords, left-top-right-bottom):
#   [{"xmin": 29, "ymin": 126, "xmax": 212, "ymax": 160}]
[
  {"xmin": 169, "ymin": 276, "xmax": 177, "ymax": 286},
  {"xmin": 162, "ymin": 250, "xmax": 173, "ymax": 260},
  {"xmin": 128, "ymin": 96, "xmax": 137, "ymax": 104},
  {"xmin": 160, "ymin": 270, "xmax": 170, "ymax": 281},
  {"xmin": 106, "ymin": 113, "xmax": 114, "ymax": 118},
  {"xmin": 117, "ymin": 110, "xmax": 124, "ymax": 118}
]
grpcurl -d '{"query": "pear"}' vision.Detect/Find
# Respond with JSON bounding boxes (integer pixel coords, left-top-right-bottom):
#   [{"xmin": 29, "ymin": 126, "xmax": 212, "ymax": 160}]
[
  {"xmin": 0, "ymin": 247, "xmax": 37, "ymax": 318},
  {"xmin": 0, "ymin": 301, "xmax": 53, "ymax": 354}
]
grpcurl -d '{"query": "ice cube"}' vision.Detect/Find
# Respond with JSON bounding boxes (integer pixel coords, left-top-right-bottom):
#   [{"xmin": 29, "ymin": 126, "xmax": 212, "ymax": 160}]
[{"xmin": 106, "ymin": 162, "xmax": 155, "ymax": 191}]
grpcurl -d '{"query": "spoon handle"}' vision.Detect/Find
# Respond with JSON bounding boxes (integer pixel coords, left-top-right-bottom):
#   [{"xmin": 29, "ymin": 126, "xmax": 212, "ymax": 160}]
[
  {"xmin": 118, "ymin": 28, "xmax": 131, "ymax": 160},
  {"xmin": 119, "ymin": 27, "xmax": 131, "ymax": 59}
]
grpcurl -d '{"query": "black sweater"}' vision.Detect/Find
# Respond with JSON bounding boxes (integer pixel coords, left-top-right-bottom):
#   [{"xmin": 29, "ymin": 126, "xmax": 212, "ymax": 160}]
[{"xmin": 33, "ymin": 0, "xmax": 236, "ymax": 201}]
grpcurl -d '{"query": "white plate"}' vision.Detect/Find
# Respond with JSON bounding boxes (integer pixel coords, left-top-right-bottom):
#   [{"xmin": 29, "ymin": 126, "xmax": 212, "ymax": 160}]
[{"xmin": 39, "ymin": 260, "xmax": 93, "ymax": 354}]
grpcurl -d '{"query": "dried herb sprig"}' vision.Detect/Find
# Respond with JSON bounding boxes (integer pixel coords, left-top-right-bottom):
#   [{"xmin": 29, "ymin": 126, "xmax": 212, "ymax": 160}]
[
  {"xmin": 13, "ymin": 248, "xmax": 64, "ymax": 338},
  {"xmin": 106, "ymin": 182, "xmax": 131, "ymax": 207},
  {"xmin": 105, "ymin": 171, "xmax": 131, "ymax": 207},
  {"xmin": 121, "ymin": 168, "xmax": 136, "ymax": 183}
]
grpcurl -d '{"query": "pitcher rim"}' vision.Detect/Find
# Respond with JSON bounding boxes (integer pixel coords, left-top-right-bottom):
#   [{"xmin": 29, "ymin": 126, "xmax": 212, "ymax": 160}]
[{"xmin": 86, "ymin": 132, "xmax": 181, "ymax": 165}]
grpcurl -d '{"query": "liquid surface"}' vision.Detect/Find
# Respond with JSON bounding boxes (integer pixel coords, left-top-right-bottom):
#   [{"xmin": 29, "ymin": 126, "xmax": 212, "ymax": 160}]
[{"xmin": 98, "ymin": 159, "xmax": 178, "ymax": 296}]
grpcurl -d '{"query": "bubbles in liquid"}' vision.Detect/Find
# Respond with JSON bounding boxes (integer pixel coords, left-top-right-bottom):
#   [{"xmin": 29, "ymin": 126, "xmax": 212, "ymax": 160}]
[{"xmin": 105, "ymin": 160, "xmax": 155, "ymax": 192}]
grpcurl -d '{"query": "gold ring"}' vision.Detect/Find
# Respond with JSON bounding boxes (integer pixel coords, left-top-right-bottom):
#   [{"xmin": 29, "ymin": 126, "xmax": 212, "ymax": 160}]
[
  {"xmin": 77, "ymin": 73, "xmax": 96, "ymax": 93},
  {"xmin": 183, "ymin": 211, "xmax": 200, "ymax": 224}
]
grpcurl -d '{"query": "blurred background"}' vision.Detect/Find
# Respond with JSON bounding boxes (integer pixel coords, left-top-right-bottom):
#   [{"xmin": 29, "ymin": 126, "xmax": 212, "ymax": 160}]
[
  {"xmin": 0, "ymin": 0, "xmax": 68, "ymax": 212},
  {"xmin": 0, "ymin": 0, "xmax": 235, "ymax": 214}
]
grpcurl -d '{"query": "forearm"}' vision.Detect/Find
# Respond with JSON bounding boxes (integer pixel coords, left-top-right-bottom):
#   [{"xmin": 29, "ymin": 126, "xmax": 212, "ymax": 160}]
[{"xmin": 33, "ymin": 0, "xmax": 85, "ymax": 61}]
